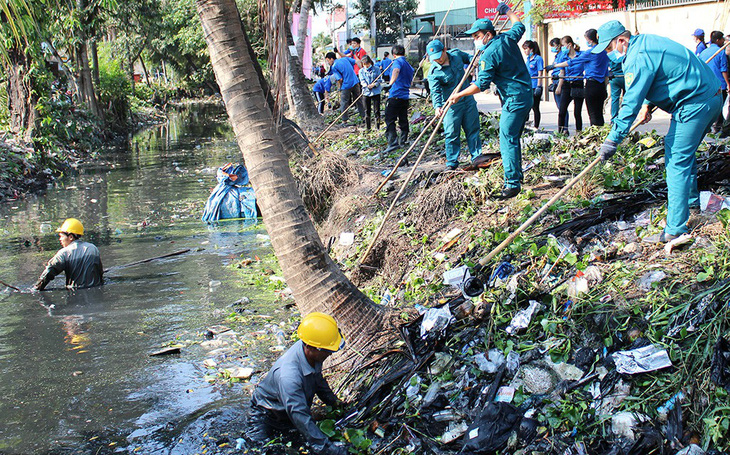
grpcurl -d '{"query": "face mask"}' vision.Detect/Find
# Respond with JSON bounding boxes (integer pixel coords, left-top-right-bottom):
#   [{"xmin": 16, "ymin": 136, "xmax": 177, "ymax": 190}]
[
  {"xmin": 550, "ymin": 47, "xmax": 558, "ymax": 53},
  {"xmin": 607, "ymin": 50, "xmax": 624, "ymax": 63},
  {"xmin": 474, "ymin": 37, "xmax": 486, "ymax": 51}
]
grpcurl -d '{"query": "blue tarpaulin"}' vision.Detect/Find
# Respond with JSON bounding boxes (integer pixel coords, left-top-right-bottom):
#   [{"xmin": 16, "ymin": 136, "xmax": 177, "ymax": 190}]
[{"xmin": 202, "ymin": 164, "xmax": 257, "ymax": 222}]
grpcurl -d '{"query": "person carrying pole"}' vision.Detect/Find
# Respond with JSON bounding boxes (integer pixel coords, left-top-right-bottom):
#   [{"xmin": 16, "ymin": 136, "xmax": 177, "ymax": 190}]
[
  {"xmin": 325, "ymin": 52, "xmax": 366, "ymax": 124},
  {"xmin": 34, "ymin": 218, "xmax": 103, "ymax": 291},
  {"xmin": 358, "ymin": 55, "xmax": 382, "ymax": 130},
  {"xmin": 595, "ymin": 20, "xmax": 722, "ymax": 243},
  {"xmin": 548, "ymin": 29, "xmax": 609, "ymax": 127},
  {"xmin": 425, "ymin": 39, "xmax": 482, "ymax": 171},
  {"xmin": 383, "ymin": 44, "xmax": 415, "ymax": 153},
  {"xmin": 247, "ymin": 313, "xmax": 348, "ymax": 455},
  {"xmin": 448, "ymin": 2, "xmax": 532, "ymax": 199}
]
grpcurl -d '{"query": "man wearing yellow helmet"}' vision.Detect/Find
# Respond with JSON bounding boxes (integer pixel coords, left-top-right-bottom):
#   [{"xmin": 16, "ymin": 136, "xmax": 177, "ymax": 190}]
[
  {"xmin": 248, "ymin": 312, "xmax": 348, "ymax": 454},
  {"xmin": 34, "ymin": 218, "xmax": 103, "ymax": 291}
]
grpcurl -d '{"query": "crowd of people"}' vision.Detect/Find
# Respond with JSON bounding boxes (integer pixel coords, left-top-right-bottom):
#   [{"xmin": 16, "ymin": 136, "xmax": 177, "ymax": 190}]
[{"xmin": 311, "ymin": 4, "xmax": 729, "ymax": 245}]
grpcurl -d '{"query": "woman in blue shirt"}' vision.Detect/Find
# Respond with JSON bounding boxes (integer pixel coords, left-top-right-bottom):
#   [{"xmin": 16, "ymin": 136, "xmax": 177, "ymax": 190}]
[
  {"xmin": 554, "ymin": 36, "xmax": 584, "ymax": 134},
  {"xmin": 549, "ymin": 37, "xmax": 568, "ymax": 119},
  {"xmin": 551, "ymin": 29, "xmax": 610, "ymax": 127},
  {"xmin": 358, "ymin": 55, "xmax": 382, "ymax": 130},
  {"xmin": 522, "ymin": 40, "xmax": 544, "ymax": 128}
]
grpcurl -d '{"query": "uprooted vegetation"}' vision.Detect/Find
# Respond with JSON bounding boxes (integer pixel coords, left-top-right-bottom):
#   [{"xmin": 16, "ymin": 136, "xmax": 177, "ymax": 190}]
[{"xmin": 290, "ymin": 108, "xmax": 730, "ymax": 454}]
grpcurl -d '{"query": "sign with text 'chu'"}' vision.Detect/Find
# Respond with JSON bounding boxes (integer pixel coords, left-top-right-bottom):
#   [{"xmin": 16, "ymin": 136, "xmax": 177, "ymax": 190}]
[{"xmin": 476, "ymin": 0, "xmax": 500, "ymax": 19}]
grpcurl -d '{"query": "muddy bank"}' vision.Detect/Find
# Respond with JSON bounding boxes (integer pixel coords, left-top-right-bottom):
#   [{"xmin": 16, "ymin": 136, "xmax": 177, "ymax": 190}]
[{"xmin": 286, "ymin": 104, "xmax": 730, "ymax": 454}]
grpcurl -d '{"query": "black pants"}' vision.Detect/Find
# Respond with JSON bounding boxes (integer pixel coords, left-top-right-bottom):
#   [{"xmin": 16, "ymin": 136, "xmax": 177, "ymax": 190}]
[
  {"xmin": 584, "ymin": 79, "xmax": 607, "ymax": 127},
  {"xmin": 382, "ymin": 75, "xmax": 390, "ymax": 83},
  {"xmin": 364, "ymin": 94, "xmax": 381, "ymax": 130},
  {"xmin": 247, "ymin": 405, "xmax": 302, "ymax": 450},
  {"xmin": 714, "ymin": 90, "xmax": 727, "ymax": 132},
  {"xmin": 314, "ymin": 92, "xmax": 325, "ymax": 115},
  {"xmin": 385, "ymin": 98, "xmax": 409, "ymax": 138},
  {"xmin": 531, "ymin": 92, "xmax": 541, "ymax": 128},
  {"xmin": 558, "ymin": 81, "xmax": 584, "ymax": 134}
]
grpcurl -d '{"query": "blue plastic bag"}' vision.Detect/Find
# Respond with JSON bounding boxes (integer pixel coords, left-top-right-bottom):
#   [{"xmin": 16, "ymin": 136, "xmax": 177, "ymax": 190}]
[{"xmin": 202, "ymin": 164, "xmax": 257, "ymax": 222}]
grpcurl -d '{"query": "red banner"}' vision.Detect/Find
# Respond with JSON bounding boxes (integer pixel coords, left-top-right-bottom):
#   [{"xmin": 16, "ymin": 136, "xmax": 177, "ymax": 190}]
[
  {"xmin": 476, "ymin": 0, "xmax": 500, "ymax": 19},
  {"xmin": 544, "ymin": 0, "xmax": 626, "ymax": 19}
]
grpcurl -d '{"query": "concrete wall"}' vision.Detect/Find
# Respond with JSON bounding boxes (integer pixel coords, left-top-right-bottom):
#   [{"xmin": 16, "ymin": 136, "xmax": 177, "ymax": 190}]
[{"xmin": 543, "ymin": 1, "xmax": 729, "ymax": 55}]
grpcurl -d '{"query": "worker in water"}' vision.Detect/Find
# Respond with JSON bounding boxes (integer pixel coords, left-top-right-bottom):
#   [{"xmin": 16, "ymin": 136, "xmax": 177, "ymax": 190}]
[
  {"xmin": 248, "ymin": 312, "xmax": 348, "ymax": 454},
  {"xmin": 425, "ymin": 39, "xmax": 481, "ymax": 171},
  {"xmin": 34, "ymin": 218, "xmax": 104, "ymax": 291},
  {"xmin": 595, "ymin": 20, "xmax": 722, "ymax": 243},
  {"xmin": 447, "ymin": 2, "xmax": 532, "ymax": 199}
]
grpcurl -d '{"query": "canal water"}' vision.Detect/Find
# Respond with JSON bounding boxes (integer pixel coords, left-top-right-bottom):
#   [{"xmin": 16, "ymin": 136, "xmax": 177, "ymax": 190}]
[{"xmin": 0, "ymin": 104, "xmax": 288, "ymax": 454}]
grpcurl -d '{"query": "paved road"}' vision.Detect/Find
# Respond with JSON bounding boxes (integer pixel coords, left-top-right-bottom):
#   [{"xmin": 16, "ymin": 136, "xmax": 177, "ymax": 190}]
[{"xmin": 473, "ymin": 91, "xmax": 672, "ymax": 136}]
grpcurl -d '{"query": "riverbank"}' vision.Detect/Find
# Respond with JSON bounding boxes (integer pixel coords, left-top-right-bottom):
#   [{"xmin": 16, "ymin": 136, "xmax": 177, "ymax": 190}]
[
  {"xmin": 276, "ymin": 102, "xmax": 730, "ymax": 453},
  {"xmin": 0, "ymin": 101, "xmax": 182, "ymax": 200}
]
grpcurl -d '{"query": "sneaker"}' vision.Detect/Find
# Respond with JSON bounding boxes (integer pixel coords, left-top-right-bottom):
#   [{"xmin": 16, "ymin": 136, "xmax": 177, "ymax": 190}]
[
  {"xmin": 499, "ymin": 186, "xmax": 521, "ymax": 199},
  {"xmin": 642, "ymin": 232, "xmax": 679, "ymax": 244}
]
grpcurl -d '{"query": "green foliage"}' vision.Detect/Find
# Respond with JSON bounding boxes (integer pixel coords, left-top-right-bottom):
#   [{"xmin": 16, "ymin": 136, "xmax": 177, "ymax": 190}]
[
  {"xmin": 96, "ymin": 44, "xmax": 131, "ymax": 129},
  {"xmin": 354, "ymin": 0, "xmax": 418, "ymax": 46}
]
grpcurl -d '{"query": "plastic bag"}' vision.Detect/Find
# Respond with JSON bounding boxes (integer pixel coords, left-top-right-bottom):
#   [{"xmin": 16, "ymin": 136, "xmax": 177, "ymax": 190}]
[
  {"xmin": 612, "ymin": 345, "xmax": 672, "ymax": 374},
  {"xmin": 420, "ymin": 305, "xmax": 453, "ymax": 339},
  {"xmin": 710, "ymin": 336, "xmax": 730, "ymax": 391},
  {"xmin": 461, "ymin": 402, "xmax": 521, "ymax": 454}
]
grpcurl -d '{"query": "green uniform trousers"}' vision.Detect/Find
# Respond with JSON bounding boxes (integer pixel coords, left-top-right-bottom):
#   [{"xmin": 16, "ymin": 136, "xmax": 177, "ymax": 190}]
[
  {"xmin": 444, "ymin": 99, "xmax": 482, "ymax": 168},
  {"xmin": 499, "ymin": 92, "xmax": 533, "ymax": 189},
  {"xmin": 664, "ymin": 92, "xmax": 722, "ymax": 236}
]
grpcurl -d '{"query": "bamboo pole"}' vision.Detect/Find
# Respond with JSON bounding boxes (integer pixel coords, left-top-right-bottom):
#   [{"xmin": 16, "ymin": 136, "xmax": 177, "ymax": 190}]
[
  {"xmin": 103, "ymin": 249, "xmax": 191, "ymax": 273},
  {"xmin": 359, "ymin": 5, "xmax": 522, "ymax": 265},
  {"xmin": 310, "ymin": 25, "xmax": 426, "ymax": 149},
  {"xmin": 474, "ymin": 43, "xmax": 730, "ymax": 267},
  {"xmin": 372, "ymin": 1, "xmax": 524, "ymax": 196}
]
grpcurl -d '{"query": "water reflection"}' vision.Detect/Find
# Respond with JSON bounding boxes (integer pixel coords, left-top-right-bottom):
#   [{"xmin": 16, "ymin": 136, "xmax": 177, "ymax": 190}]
[{"xmin": 0, "ymin": 104, "xmax": 277, "ymax": 453}]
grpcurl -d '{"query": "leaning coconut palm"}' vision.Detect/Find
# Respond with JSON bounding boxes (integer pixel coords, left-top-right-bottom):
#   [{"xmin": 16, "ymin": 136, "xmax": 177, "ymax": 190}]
[{"xmin": 195, "ymin": 0, "xmax": 384, "ymax": 353}]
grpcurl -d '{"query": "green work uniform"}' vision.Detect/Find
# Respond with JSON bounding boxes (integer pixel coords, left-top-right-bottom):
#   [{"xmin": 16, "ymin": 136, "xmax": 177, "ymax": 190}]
[
  {"xmin": 607, "ymin": 34, "xmax": 722, "ymax": 236},
  {"xmin": 428, "ymin": 49, "xmax": 482, "ymax": 168},
  {"xmin": 474, "ymin": 21, "xmax": 533, "ymax": 189}
]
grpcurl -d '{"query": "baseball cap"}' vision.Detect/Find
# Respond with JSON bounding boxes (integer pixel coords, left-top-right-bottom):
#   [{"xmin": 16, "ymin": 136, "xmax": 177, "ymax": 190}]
[
  {"xmin": 465, "ymin": 18, "xmax": 495, "ymax": 35},
  {"xmin": 592, "ymin": 20, "xmax": 626, "ymax": 54},
  {"xmin": 426, "ymin": 39, "xmax": 445, "ymax": 61},
  {"xmin": 692, "ymin": 28, "xmax": 704, "ymax": 37}
]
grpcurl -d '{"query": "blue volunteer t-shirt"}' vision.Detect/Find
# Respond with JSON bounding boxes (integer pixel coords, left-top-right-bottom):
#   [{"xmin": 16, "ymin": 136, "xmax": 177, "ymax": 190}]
[
  {"xmin": 389, "ymin": 57, "xmax": 414, "ymax": 99},
  {"xmin": 329, "ymin": 57, "xmax": 359, "ymax": 91},
  {"xmin": 526, "ymin": 54, "xmax": 544, "ymax": 88},
  {"xmin": 313, "ymin": 77, "xmax": 332, "ymax": 93},
  {"xmin": 563, "ymin": 51, "xmax": 584, "ymax": 81},
  {"xmin": 700, "ymin": 43, "xmax": 728, "ymax": 90},
  {"xmin": 380, "ymin": 57, "xmax": 393, "ymax": 76},
  {"xmin": 553, "ymin": 50, "xmax": 568, "ymax": 77},
  {"xmin": 567, "ymin": 45, "xmax": 609, "ymax": 82}
]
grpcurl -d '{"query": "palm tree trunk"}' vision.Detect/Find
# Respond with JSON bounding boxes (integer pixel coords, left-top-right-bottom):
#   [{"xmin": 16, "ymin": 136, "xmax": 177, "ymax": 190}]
[
  {"xmin": 295, "ymin": 0, "xmax": 311, "ymax": 62},
  {"xmin": 196, "ymin": 0, "xmax": 383, "ymax": 347},
  {"xmin": 7, "ymin": 47, "xmax": 37, "ymax": 142},
  {"xmin": 285, "ymin": 19, "xmax": 321, "ymax": 125}
]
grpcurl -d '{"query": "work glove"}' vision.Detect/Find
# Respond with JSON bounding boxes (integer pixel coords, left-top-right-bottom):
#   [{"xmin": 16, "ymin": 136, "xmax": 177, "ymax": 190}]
[
  {"xmin": 544, "ymin": 64, "xmax": 555, "ymax": 72},
  {"xmin": 600, "ymin": 139, "xmax": 618, "ymax": 161},
  {"xmin": 534, "ymin": 86, "xmax": 543, "ymax": 98},
  {"xmin": 496, "ymin": 2, "xmax": 510, "ymax": 15}
]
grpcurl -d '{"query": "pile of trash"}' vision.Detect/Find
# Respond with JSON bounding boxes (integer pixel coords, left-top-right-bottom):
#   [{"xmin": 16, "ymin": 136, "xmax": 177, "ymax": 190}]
[{"xmin": 329, "ymin": 270, "xmax": 730, "ymax": 454}]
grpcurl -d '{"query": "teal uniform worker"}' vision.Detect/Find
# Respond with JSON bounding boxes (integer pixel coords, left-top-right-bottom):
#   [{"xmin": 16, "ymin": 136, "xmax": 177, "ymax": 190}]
[
  {"xmin": 595, "ymin": 20, "xmax": 722, "ymax": 243},
  {"xmin": 248, "ymin": 313, "xmax": 348, "ymax": 454},
  {"xmin": 607, "ymin": 52, "xmax": 625, "ymax": 122},
  {"xmin": 426, "ymin": 39, "xmax": 482, "ymax": 171},
  {"xmin": 448, "ymin": 2, "xmax": 532, "ymax": 199}
]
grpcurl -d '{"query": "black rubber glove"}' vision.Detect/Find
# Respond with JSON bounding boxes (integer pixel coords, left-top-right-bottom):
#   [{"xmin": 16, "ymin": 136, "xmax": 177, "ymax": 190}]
[
  {"xmin": 545, "ymin": 64, "xmax": 555, "ymax": 72},
  {"xmin": 600, "ymin": 140, "xmax": 618, "ymax": 161},
  {"xmin": 497, "ymin": 2, "xmax": 510, "ymax": 15},
  {"xmin": 534, "ymin": 86, "xmax": 543, "ymax": 98}
]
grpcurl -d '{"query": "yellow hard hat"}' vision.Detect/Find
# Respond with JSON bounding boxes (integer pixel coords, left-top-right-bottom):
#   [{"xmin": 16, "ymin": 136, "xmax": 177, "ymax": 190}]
[
  {"xmin": 56, "ymin": 218, "xmax": 84, "ymax": 236},
  {"xmin": 297, "ymin": 312, "xmax": 345, "ymax": 352}
]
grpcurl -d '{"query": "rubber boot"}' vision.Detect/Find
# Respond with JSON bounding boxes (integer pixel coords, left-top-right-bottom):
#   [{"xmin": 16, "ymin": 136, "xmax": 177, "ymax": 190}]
[
  {"xmin": 383, "ymin": 131, "xmax": 400, "ymax": 153},
  {"xmin": 399, "ymin": 131, "xmax": 409, "ymax": 148}
]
